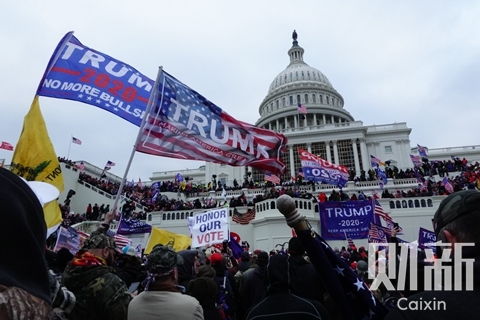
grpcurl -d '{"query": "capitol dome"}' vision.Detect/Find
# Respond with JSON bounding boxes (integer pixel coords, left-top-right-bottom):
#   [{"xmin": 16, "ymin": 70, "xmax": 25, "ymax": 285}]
[{"xmin": 256, "ymin": 31, "xmax": 354, "ymax": 130}]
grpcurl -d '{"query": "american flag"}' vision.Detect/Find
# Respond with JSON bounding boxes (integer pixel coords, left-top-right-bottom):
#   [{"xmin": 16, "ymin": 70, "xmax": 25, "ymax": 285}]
[
  {"xmin": 0, "ymin": 141, "xmax": 14, "ymax": 151},
  {"xmin": 410, "ymin": 154, "xmax": 422, "ymax": 167},
  {"xmin": 442, "ymin": 176, "xmax": 454, "ymax": 193},
  {"xmin": 368, "ymin": 223, "xmax": 389, "ymax": 243},
  {"xmin": 417, "ymin": 144, "xmax": 429, "ymax": 158},
  {"xmin": 232, "ymin": 208, "xmax": 255, "ymax": 224},
  {"xmin": 136, "ymin": 71, "xmax": 288, "ymax": 175},
  {"xmin": 297, "ymin": 103, "xmax": 307, "ymax": 114},
  {"xmin": 304, "ymin": 230, "xmax": 388, "ymax": 319},
  {"xmin": 373, "ymin": 200, "xmax": 393, "ymax": 225},
  {"xmin": 370, "ymin": 155, "xmax": 384, "ymax": 167},
  {"xmin": 345, "ymin": 232, "xmax": 355, "ymax": 248},
  {"xmin": 72, "ymin": 137, "xmax": 82, "ymax": 145},
  {"xmin": 264, "ymin": 173, "xmax": 281, "ymax": 184},
  {"xmin": 77, "ymin": 230, "xmax": 131, "ymax": 249},
  {"xmin": 106, "ymin": 160, "xmax": 115, "ymax": 166}
]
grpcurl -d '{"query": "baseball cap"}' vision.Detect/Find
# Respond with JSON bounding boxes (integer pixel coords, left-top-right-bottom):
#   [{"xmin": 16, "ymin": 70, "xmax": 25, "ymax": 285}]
[
  {"xmin": 82, "ymin": 233, "xmax": 118, "ymax": 251},
  {"xmin": 146, "ymin": 245, "xmax": 183, "ymax": 274},
  {"xmin": 433, "ymin": 190, "xmax": 480, "ymax": 235}
]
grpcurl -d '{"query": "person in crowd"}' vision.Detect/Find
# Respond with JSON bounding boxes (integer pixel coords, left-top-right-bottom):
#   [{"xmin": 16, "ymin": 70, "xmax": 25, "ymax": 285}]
[
  {"xmin": 128, "ymin": 245, "xmax": 204, "ymax": 320},
  {"xmin": 210, "ymin": 253, "xmax": 236, "ymax": 320},
  {"xmin": 237, "ymin": 251, "xmax": 269, "ymax": 320},
  {"xmin": 237, "ymin": 252, "xmax": 252, "ymax": 273},
  {"xmin": 245, "ymin": 254, "xmax": 329, "ymax": 320},
  {"xmin": 386, "ymin": 190, "xmax": 480, "ymax": 319},
  {"xmin": 0, "ymin": 167, "xmax": 57, "ymax": 319},
  {"xmin": 188, "ymin": 277, "xmax": 221, "ymax": 320},
  {"xmin": 62, "ymin": 231, "xmax": 131, "ymax": 320},
  {"xmin": 288, "ymin": 237, "xmax": 325, "ymax": 303},
  {"xmin": 177, "ymin": 249, "xmax": 201, "ymax": 289}
]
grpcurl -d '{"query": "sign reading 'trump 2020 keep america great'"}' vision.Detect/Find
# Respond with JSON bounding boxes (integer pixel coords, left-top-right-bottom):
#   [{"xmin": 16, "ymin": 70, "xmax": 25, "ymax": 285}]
[{"xmin": 319, "ymin": 200, "xmax": 375, "ymax": 240}]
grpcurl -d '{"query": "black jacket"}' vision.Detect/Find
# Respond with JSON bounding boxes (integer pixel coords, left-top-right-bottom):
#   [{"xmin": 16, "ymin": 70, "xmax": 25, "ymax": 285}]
[{"xmin": 246, "ymin": 289, "xmax": 328, "ymax": 320}]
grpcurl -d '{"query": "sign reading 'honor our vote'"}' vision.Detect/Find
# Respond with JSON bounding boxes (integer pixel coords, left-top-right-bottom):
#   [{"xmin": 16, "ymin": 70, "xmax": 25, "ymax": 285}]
[
  {"xmin": 318, "ymin": 201, "xmax": 376, "ymax": 240},
  {"xmin": 188, "ymin": 208, "xmax": 229, "ymax": 248}
]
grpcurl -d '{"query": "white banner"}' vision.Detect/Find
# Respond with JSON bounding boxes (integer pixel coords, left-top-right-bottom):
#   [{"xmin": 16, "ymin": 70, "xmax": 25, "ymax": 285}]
[{"xmin": 188, "ymin": 208, "xmax": 229, "ymax": 248}]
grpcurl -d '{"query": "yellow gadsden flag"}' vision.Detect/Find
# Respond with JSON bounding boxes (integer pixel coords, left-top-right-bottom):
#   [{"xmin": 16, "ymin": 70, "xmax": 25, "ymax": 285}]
[
  {"xmin": 145, "ymin": 227, "xmax": 192, "ymax": 254},
  {"xmin": 11, "ymin": 96, "xmax": 64, "ymax": 234}
]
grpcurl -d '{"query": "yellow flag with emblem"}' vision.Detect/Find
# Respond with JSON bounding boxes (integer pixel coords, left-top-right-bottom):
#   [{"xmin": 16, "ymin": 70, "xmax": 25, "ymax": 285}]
[
  {"xmin": 145, "ymin": 227, "xmax": 192, "ymax": 254},
  {"xmin": 11, "ymin": 96, "xmax": 64, "ymax": 234}
]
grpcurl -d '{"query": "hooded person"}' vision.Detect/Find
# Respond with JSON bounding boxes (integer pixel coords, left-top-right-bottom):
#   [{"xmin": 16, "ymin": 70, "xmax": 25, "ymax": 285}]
[
  {"xmin": 177, "ymin": 249, "xmax": 200, "ymax": 289},
  {"xmin": 245, "ymin": 254, "xmax": 329, "ymax": 320},
  {"xmin": 0, "ymin": 167, "xmax": 59, "ymax": 319}
]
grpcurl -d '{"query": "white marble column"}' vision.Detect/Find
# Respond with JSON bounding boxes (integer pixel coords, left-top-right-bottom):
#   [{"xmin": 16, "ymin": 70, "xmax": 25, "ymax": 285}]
[
  {"xmin": 352, "ymin": 139, "xmax": 361, "ymax": 176},
  {"xmin": 326, "ymin": 142, "xmax": 332, "ymax": 163},
  {"xmin": 307, "ymin": 143, "xmax": 312, "ymax": 153},
  {"xmin": 313, "ymin": 114, "xmax": 317, "ymax": 126},
  {"xmin": 284, "ymin": 117, "xmax": 288, "ymax": 129},
  {"xmin": 333, "ymin": 140, "xmax": 339, "ymax": 164},
  {"xmin": 289, "ymin": 145, "xmax": 295, "ymax": 178},
  {"xmin": 323, "ymin": 114, "xmax": 326, "ymax": 124},
  {"xmin": 360, "ymin": 139, "xmax": 369, "ymax": 171},
  {"xmin": 276, "ymin": 119, "xmax": 279, "ymax": 130},
  {"xmin": 294, "ymin": 115, "xmax": 298, "ymax": 128}
]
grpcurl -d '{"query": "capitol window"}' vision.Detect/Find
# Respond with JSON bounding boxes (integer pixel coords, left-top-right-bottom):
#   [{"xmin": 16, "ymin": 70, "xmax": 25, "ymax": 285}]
[
  {"xmin": 297, "ymin": 95, "xmax": 301, "ymax": 104},
  {"xmin": 289, "ymin": 96, "xmax": 293, "ymax": 105},
  {"xmin": 312, "ymin": 94, "xmax": 316, "ymax": 103},
  {"xmin": 304, "ymin": 94, "xmax": 309, "ymax": 103},
  {"xmin": 282, "ymin": 97, "xmax": 286, "ymax": 106},
  {"xmin": 320, "ymin": 95, "xmax": 323, "ymax": 103},
  {"xmin": 385, "ymin": 145, "xmax": 393, "ymax": 153}
]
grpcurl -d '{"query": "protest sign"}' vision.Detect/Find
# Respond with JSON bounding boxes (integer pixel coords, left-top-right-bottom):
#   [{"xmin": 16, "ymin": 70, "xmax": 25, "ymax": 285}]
[
  {"xmin": 319, "ymin": 200, "xmax": 374, "ymax": 240},
  {"xmin": 54, "ymin": 227, "xmax": 81, "ymax": 254},
  {"xmin": 418, "ymin": 227, "xmax": 436, "ymax": 251},
  {"xmin": 188, "ymin": 208, "xmax": 229, "ymax": 248}
]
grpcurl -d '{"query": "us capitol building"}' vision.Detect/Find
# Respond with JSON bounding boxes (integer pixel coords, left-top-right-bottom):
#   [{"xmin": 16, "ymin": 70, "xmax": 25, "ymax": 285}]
[{"xmin": 65, "ymin": 32, "xmax": 480, "ymax": 250}]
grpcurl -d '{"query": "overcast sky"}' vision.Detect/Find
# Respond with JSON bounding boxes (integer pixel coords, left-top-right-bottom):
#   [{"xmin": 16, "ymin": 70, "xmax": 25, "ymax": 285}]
[{"xmin": 1, "ymin": 1, "xmax": 479, "ymax": 181}]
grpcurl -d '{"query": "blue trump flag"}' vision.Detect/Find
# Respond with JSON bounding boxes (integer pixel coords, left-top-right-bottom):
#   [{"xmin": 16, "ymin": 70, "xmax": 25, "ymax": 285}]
[
  {"xmin": 37, "ymin": 32, "xmax": 153, "ymax": 126},
  {"xmin": 299, "ymin": 149, "xmax": 349, "ymax": 187},
  {"xmin": 117, "ymin": 216, "xmax": 152, "ymax": 235},
  {"xmin": 318, "ymin": 201, "xmax": 375, "ymax": 240}
]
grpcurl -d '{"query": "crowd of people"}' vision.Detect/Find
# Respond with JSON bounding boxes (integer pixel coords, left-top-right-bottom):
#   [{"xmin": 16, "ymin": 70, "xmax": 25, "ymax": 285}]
[{"xmin": 3, "ymin": 165, "xmax": 480, "ymax": 319}]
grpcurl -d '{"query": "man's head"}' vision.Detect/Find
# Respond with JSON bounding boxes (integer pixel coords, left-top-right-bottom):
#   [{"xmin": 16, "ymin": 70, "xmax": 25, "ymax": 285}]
[
  {"xmin": 288, "ymin": 237, "xmax": 305, "ymax": 256},
  {"xmin": 81, "ymin": 233, "xmax": 118, "ymax": 265},
  {"xmin": 146, "ymin": 245, "xmax": 183, "ymax": 282},
  {"xmin": 433, "ymin": 190, "xmax": 480, "ymax": 244}
]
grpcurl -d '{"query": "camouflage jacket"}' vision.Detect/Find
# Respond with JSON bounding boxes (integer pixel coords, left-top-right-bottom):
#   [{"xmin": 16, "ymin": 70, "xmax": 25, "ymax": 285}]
[{"xmin": 62, "ymin": 263, "xmax": 131, "ymax": 320}]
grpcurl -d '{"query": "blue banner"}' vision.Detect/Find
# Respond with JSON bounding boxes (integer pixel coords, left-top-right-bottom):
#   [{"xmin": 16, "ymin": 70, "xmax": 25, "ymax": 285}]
[
  {"xmin": 117, "ymin": 217, "xmax": 152, "ymax": 235},
  {"xmin": 418, "ymin": 227, "xmax": 436, "ymax": 251},
  {"xmin": 318, "ymin": 201, "xmax": 374, "ymax": 240},
  {"xmin": 299, "ymin": 149, "xmax": 349, "ymax": 187},
  {"xmin": 37, "ymin": 32, "xmax": 153, "ymax": 126}
]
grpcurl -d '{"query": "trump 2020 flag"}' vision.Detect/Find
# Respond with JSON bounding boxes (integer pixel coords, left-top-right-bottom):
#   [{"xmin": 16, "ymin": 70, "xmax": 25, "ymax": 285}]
[
  {"xmin": 37, "ymin": 32, "xmax": 152, "ymax": 126},
  {"xmin": 136, "ymin": 71, "xmax": 288, "ymax": 174},
  {"xmin": 299, "ymin": 149, "xmax": 349, "ymax": 187}
]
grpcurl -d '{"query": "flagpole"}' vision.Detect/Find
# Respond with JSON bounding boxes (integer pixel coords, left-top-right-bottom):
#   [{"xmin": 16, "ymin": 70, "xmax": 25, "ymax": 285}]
[
  {"xmin": 67, "ymin": 135, "xmax": 72, "ymax": 159},
  {"xmin": 111, "ymin": 66, "xmax": 163, "ymax": 218}
]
